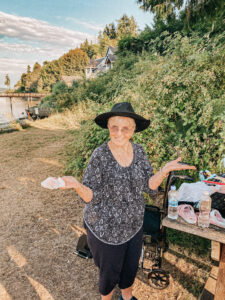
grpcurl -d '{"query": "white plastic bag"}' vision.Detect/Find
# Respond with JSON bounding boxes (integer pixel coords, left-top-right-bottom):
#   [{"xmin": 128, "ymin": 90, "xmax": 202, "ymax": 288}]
[
  {"xmin": 177, "ymin": 182, "xmax": 221, "ymax": 203},
  {"xmin": 41, "ymin": 177, "xmax": 65, "ymax": 190}
]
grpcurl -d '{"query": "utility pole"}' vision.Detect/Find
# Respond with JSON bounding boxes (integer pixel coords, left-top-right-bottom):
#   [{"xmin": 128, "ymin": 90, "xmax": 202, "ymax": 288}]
[{"xmin": 9, "ymin": 97, "xmax": 13, "ymax": 116}]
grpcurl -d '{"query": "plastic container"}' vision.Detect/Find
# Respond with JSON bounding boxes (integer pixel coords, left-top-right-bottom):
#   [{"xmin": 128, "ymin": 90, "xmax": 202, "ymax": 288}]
[
  {"xmin": 168, "ymin": 185, "xmax": 178, "ymax": 220},
  {"xmin": 41, "ymin": 177, "xmax": 65, "ymax": 190},
  {"xmin": 198, "ymin": 191, "xmax": 212, "ymax": 228}
]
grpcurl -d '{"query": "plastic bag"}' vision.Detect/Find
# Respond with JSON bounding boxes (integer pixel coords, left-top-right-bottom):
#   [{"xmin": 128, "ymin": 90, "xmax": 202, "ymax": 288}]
[
  {"xmin": 41, "ymin": 177, "xmax": 65, "ymax": 190},
  {"xmin": 177, "ymin": 182, "xmax": 221, "ymax": 203}
]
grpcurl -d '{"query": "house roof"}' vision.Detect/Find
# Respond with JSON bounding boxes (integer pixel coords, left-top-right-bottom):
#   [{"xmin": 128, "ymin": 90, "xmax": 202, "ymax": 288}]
[
  {"xmin": 85, "ymin": 57, "xmax": 105, "ymax": 69},
  {"xmin": 106, "ymin": 54, "xmax": 117, "ymax": 63},
  {"xmin": 108, "ymin": 46, "xmax": 118, "ymax": 53}
]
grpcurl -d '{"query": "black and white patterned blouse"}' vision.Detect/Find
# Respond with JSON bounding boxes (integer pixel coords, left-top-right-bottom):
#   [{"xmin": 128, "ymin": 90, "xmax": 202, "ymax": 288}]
[{"xmin": 81, "ymin": 141, "xmax": 157, "ymax": 245}]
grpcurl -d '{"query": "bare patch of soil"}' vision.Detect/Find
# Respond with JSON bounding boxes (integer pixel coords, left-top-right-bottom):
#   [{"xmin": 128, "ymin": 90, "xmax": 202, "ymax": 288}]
[{"xmin": 0, "ymin": 127, "xmax": 211, "ymax": 300}]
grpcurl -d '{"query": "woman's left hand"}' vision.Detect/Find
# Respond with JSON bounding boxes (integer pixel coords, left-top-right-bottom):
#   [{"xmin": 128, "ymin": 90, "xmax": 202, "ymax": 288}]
[{"xmin": 163, "ymin": 157, "xmax": 196, "ymax": 174}]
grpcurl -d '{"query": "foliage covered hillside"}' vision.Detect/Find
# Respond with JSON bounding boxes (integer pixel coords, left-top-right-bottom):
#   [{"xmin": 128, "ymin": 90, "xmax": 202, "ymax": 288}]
[{"xmin": 43, "ymin": 30, "xmax": 224, "ymax": 179}]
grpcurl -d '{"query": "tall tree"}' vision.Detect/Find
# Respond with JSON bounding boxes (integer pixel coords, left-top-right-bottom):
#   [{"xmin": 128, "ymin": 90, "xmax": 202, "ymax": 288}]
[
  {"xmin": 80, "ymin": 39, "xmax": 89, "ymax": 54},
  {"xmin": 14, "ymin": 62, "xmax": 43, "ymax": 92},
  {"xmin": 184, "ymin": 0, "xmax": 224, "ymax": 28},
  {"xmin": 109, "ymin": 23, "xmax": 117, "ymax": 39},
  {"xmin": 103, "ymin": 23, "xmax": 117, "ymax": 39},
  {"xmin": 27, "ymin": 65, "xmax": 31, "ymax": 73},
  {"xmin": 137, "ymin": 0, "xmax": 224, "ymax": 25},
  {"xmin": 4, "ymin": 74, "xmax": 10, "ymax": 89},
  {"xmin": 59, "ymin": 48, "xmax": 89, "ymax": 76},
  {"xmin": 24, "ymin": 72, "xmax": 32, "ymax": 92},
  {"xmin": 80, "ymin": 39, "xmax": 98, "ymax": 59},
  {"xmin": 37, "ymin": 77, "xmax": 43, "ymax": 93},
  {"xmin": 41, "ymin": 60, "xmax": 62, "ymax": 91},
  {"xmin": 99, "ymin": 33, "xmax": 111, "ymax": 56},
  {"xmin": 137, "ymin": 0, "xmax": 181, "ymax": 18},
  {"xmin": 29, "ymin": 62, "xmax": 42, "ymax": 92},
  {"xmin": 116, "ymin": 15, "xmax": 138, "ymax": 39},
  {"xmin": 20, "ymin": 73, "xmax": 27, "ymax": 91},
  {"xmin": 103, "ymin": 25, "xmax": 110, "ymax": 38},
  {"xmin": 33, "ymin": 62, "xmax": 42, "ymax": 73}
]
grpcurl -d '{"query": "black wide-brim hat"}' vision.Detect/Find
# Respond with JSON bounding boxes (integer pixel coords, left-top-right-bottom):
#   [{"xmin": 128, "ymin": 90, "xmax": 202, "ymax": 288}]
[{"xmin": 94, "ymin": 102, "xmax": 150, "ymax": 132}]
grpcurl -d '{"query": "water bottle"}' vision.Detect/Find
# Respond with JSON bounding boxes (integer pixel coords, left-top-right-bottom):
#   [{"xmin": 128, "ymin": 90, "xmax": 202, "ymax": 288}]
[
  {"xmin": 198, "ymin": 191, "xmax": 212, "ymax": 228},
  {"xmin": 168, "ymin": 185, "xmax": 178, "ymax": 219}
]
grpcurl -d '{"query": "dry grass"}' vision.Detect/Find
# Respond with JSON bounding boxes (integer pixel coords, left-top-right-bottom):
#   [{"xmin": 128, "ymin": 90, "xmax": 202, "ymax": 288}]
[
  {"xmin": 28, "ymin": 100, "xmax": 101, "ymax": 131},
  {"xmin": 9, "ymin": 120, "xmax": 24, "ymax": 131},
  {"xmin": 0, "ymin": 112, "xmax": 213, "ymax": 300}
]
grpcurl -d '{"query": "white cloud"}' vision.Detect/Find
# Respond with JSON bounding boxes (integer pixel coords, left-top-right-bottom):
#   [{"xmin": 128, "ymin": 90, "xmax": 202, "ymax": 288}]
[
  {"xmin": 0, "ymin": 41, "xmax": 66, "ymax": 57},
  {"xmin": 65, "ymin": 17, "xmax": 104, "ymax": 32},
  {"xmin": 0, "ymin": 11, "xmax": 95, "ymax": 46},
  {"xmin": 0, "ymin": 58, "xmax": 29, "ymax": 74}
]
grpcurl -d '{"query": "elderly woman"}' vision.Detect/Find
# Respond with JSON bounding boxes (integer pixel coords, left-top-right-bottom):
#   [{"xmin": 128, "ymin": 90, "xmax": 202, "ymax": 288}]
[{"xmin": 62, "ymin": 102, "xmax": 196, "ymax": 300}]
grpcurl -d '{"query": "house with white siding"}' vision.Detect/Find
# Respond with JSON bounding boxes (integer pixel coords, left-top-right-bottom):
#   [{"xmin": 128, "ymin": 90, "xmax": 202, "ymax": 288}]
[{"xmin": 85, "ymin": 46, "xmax": 118, "ymax": 79}]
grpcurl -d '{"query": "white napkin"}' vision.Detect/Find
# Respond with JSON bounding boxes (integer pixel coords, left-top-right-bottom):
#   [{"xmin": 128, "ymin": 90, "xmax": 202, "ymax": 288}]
[{"xmin": 41, "ymin": 177, "xmax": 65, "ymax": 190}]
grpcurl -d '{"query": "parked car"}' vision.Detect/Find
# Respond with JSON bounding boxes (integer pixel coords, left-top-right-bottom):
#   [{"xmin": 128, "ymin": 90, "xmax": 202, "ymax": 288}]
[{"xmin": 26, "ymin": 106, "xmax": 51, "ymax": 120}]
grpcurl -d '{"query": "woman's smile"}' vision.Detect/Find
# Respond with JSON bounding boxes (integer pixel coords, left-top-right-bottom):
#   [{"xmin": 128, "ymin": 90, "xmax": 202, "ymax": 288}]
[{"xmin": 107, "ymin": 116, "xmax": 136, "ymax": 147}]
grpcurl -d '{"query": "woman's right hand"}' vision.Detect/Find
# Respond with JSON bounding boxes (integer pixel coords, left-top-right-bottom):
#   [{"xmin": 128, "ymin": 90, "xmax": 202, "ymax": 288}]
[
  {"xmin": 60, "ymin": 176, "xmax": 79, "ymax": 189},
  {"xmin": 61, "ymin": 176, "xmax": 93, "ymax": 203}
]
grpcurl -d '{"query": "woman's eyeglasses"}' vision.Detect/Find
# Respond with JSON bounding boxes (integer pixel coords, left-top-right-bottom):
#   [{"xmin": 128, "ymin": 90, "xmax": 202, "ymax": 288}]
[{"xmin": 108, "ymin": 125, "xmax": 134, "ymax": 135}]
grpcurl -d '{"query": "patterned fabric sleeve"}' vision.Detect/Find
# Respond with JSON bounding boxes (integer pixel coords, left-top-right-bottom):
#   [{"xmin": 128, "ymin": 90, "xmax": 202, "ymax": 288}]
[
  {"xmin": 140, "ymin": 146, "xmax": 158, "ymax": 196},
  {"xmin": 81, "ymin": 148, "xmax": 104, "ymax": 205}
]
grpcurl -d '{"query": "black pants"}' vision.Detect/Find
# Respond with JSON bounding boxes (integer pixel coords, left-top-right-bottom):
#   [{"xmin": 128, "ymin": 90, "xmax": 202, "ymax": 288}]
[{"xmin": 85, "ymin": 224, "xmax": 143, "ymax": 296}]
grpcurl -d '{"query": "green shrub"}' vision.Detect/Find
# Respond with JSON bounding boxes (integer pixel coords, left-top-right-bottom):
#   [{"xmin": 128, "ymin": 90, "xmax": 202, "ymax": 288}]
[
  {"xmin": 52, "ymin": 81, "xmax": 68, "ymax": 94},
  {"xmin": 65, "ymin": 31, "xmax": 224, "ymax": 180},
  {"xmin": 129, "ymin": 32, "xmax": 225, "ymax": 175}
]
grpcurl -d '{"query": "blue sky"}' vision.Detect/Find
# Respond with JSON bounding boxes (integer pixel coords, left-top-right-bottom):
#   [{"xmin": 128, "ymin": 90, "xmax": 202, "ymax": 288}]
[{"xmin": 0, "ymin": 0, "xmax": 154, "ymax": 88}]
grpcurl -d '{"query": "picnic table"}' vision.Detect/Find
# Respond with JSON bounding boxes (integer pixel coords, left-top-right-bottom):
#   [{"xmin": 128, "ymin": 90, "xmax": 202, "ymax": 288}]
[{"xmin": 162, "ymin": 216, "xmax": 225, "ymax": 300}]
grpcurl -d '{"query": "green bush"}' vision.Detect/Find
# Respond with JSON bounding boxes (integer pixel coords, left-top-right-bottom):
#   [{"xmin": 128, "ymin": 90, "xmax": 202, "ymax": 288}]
[
  {"xmin": 52, "ymin": 81, "xmax": 68, "ymax": 94},
  {"xmin": 40, "ymin": 81, "xmax": 84, "ymax": 111},
  {"xmin": 129, "ymin": 32, "xmax": 225, "ymax": 174},
  {"xmin": 65, "ymin": 31, "xmax": 224, "ymax": 180}
]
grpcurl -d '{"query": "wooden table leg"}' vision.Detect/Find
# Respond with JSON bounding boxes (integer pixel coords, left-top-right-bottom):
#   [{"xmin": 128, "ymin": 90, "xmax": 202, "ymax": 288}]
[
  {"xmin": 198, "ymin": 266, "xmax": 218, "ymax": 300},
  {"xmin": 214, "ymin": 243, "xmax": 225, "ymax": 300},
  {"xmin": 211, "ymin": 241, "xmax": 221, "ymax": 262}
]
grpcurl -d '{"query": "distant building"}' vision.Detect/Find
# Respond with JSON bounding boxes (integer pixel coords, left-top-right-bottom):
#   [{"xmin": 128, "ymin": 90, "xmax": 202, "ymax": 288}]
[
  {"xmin": 61, "ymin": 75, "xmax": 83, "ymax": 86},
  {"xmin": 85, "ymin": 46, "xmax": 118, "ymax": 79}
]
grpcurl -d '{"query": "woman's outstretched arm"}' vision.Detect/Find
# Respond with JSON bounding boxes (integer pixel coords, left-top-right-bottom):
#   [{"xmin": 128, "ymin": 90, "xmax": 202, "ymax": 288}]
[
  {"xmin": 60, "ymin": 176, "xmax": 93, "ymax": 203},
  {"xmin": 149, "ymin": 157, "xmax": 196, "ymax": 190}
]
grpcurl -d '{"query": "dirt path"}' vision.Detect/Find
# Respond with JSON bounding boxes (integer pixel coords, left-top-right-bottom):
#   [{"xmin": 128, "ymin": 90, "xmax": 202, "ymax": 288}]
[{"xmin": 0, "ymin": 127, "xmax": 210, "ymax": 300}]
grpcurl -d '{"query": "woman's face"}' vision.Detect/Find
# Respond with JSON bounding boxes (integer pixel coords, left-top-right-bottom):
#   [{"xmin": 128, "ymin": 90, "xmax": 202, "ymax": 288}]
[{"xmin": 107, "ymin": 116, "xmax": 136, "ymax": 146}]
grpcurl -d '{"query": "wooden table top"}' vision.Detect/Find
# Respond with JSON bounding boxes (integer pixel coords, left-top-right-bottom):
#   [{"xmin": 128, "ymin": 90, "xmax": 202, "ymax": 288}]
[{"xmin": 162, "ymin": 216, "xmax": 225, "ymax": 244}]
